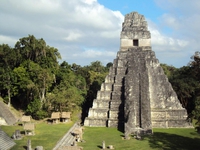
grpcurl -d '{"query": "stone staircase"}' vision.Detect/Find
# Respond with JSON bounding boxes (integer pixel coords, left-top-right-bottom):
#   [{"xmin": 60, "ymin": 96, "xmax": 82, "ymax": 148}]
[
  {"xmin": 84, "ymin": 51, "xmax": 128, "ymax": 128},
  {"xmin": 53, "ymin": 123, "xmax": 79, "ymax": 150},
  {"xmin": 0, "ymin": 128, "xmax": 16, "ymax": 150},
  {"xmin": 84, "ymin": 11, "xmax": 191, "ymax": 135}
]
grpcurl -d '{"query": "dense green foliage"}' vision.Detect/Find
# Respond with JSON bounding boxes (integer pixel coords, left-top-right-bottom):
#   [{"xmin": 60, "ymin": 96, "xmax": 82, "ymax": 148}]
[
  {"xmin": 0, "ymin": 35, "xmax": 110, "ymax": 120},
  {"xmin": 1, "ymin": 35, "xmax": 200, "ymax": 126},
  {"xmin": 161, "ymin": 51, "xmax": 200, "ymax": 125}
]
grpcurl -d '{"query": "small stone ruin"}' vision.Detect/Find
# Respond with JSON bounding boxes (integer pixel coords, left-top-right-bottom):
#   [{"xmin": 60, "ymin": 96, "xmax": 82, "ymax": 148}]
[
  {"xmin": 84, "ymin": 11, "xmax": 191, "ymax": 136},
  {"xmin": 12, "ymin": 130, "xmax": 22, "ymax": 140},
  {"xmin": 27, "ymin": 139, "xmax": 31, "ymax": 150}
]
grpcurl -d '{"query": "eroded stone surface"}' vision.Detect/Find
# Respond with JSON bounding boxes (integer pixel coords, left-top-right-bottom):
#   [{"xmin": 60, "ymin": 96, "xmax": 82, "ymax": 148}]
[{"xmin": 84, "ymin": 12, "xmax": 191, "ymax": 135}]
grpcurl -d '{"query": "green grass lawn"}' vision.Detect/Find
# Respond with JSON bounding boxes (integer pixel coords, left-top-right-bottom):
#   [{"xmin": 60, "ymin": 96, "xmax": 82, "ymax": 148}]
[
  {"xmin": 1, "ymin": 121, "xmax": 73, "ymax": 150},
  {"xmin": 2, "ymin": 122, "xmax": 200, "ymax": 150},
  {"xmin": 78, "ymin": 127, "xmax": 200, "ymax": 150}
]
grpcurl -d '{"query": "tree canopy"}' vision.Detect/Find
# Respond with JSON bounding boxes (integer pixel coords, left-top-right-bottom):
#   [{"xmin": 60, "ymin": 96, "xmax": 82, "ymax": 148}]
[
  {"xmin": 0, "ymin": 35, "xmax": 109, "ymax": 120},
  {"xmin": 161, "ymin": 53, "xmax": 200, "ymax": 125},
  {"xmin": 1, "ymin": 35, "xmax": 200, "ymax": 128}
]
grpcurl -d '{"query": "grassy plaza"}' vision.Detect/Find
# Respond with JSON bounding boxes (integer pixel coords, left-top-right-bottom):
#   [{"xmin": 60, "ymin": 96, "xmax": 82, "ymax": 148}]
[{"xmin": 1, "ymin": 122, "xmax": 200, "ymax": 150}]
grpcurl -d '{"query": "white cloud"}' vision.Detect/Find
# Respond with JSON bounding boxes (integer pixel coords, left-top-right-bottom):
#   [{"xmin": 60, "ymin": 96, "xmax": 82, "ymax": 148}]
[
  {"xmin": 150, "ymin": 27, "xmax": 188, "ymax": 50},
  {"xmin": 159, "ymin": 14, "xmax": 180, "ymax": 30},
  {"xmin": 0, "ymin": 0, "xmax": 123, "ymax": 66},
  {"xmin": 148, "ymin": 0, "xmax": 200, "ymax": 67},
  {"xmin": 73, "ymin": 49, "xmax": 116, "ymax": 58},
  {"xmin": 81, "ymin": 0, "xmax": 97, "ymax": 5},
  {"xmin": 64, "ymin": 31, "xmax": 83, "ymax": 42},
  {"xmin": 154, "ymin": 0, "xmax": 200, "ymax": 15},
  {"xmin": 154, "ymin": 0, "xmax": 200, "ymax": 39},
  {"xmin": 0, "ymin": 35, "xmax": 17, "ymax": 46},
  {"xmin": 0, "ymin": 0, "xmax": 61, "ymax": 16},
  {"xmin": 0, "ymin": 0, "xmax": 199, "ymax": 67}
]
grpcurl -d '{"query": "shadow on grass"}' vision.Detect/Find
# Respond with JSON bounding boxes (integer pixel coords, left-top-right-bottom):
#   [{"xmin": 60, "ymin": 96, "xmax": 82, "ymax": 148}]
[
  {"xmin": 147, "ymin": 132, "xmax": 200, "ymax": 150},
  {"xmin": 97, "ymin": 145, "xmax": 102, "ymax": 149}
]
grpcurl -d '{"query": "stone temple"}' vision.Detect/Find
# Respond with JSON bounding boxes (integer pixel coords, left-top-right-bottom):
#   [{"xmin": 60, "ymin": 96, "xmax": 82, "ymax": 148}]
[{"xmin": 84, "ymin": 12, "xmax": 191, "ymax": 135}]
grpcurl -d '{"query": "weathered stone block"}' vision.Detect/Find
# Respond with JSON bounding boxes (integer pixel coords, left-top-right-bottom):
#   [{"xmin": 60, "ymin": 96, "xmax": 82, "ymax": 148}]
[
  {"xmin": 117, "ymin": 51, "xmax": 128, "ymax": 59},
  {"xmin": 111, "ymin": 92, "xmax": 122, "ymax": 100},
  {"xmin": 101, "ymin": 83, "xmax": 113, "ymax": 91},
  {"xmin": 84, "ymin": 11, "xmax": 191, "ymax": 133},
  {"xmin": 84, "ymin": 118, "xmax": 107, "ymax": 127},
  {"xmin": 168, "ymin": 120, "xmax": 191, "ymax": 128},
  {"xmin": 152, "ymin": 120, "xmax": 167, "ymax": 128},
  {"xmin": 112, "ymin": 84, "xmax": 123, "ymax": 91},
  {"xmin": 96, "ymin": 91, "xmax": 111, "ymax": 100},
  {"xmin": 105, "ymin": 75, "xmax": 114, "ymax": 83},
  {"xmin": 92, "ymin": 99, "xmax": 109, "ymax": 108},
  {"xmin": 87, "ymin": 108, "xmax": 108, "ymax": 118},
  {"xmin": 115, "ymin": 68, "xmax": 126, "ymax": 75},
  {"xmin": 108, "ymin": 119, "xmax": 118, "ymax": 127},
  {"xmin": 108, "ymin": 110, "xmax": 119, "ymax": 119},
  {"xmin": 108, "ymin": 67, "xmax": 116, "ymax": 77},
  {"xmin": 151, "ymin": 111, "xmax": 166, "ymax": 120},
  {"xmin": 114, "ymin": 76, "xmax": 124, "ymax": 84}
]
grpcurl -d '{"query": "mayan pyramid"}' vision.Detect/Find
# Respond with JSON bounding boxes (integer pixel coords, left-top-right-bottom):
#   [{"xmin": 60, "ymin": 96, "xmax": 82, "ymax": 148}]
[
  {"xmin": 84, "ymin": 12, "xmax": 191, "ymax": 135},
  {"xmin": 0, "ymin": 101, "xmax": 17, "ymax": 125}
]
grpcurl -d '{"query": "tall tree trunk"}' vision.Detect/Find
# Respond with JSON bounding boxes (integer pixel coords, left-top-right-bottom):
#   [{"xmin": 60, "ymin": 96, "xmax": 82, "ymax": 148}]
[
  {"xmin": 41, "ymin": 88, "xmax": 45, "ymax": 102},
  {"xmin": 7, "ymin": 88, "xmax": 11, "ymax": 107},
  {"xmin": 39, "ymin": 77, "xmax": 46, "ymax": 104},
  {"xmin": 42, "ymin": 76, "xmax": 46, "ymax": 103}
]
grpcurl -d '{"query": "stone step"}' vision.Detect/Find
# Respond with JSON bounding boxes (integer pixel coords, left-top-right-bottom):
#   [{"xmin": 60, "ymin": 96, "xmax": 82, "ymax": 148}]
[
  {"xmin": 112, "ymin": 84, "xmax": 123, "ymax": 91},
  {"xmin": 84, "ymin": 118, "xmax": 108, "ymax": 127},
  {"xmin": 111, "ymin": 93, "xmax": 123, "ymax": 100},
  {"xmin": 108, "ymin": 66, "xmax": 116, "ymax": 76},
  {"xmin": 59, "ymin": 132, "xmax": 73, "ymax": 146},
  {"xmin": 112, "ymin": 59, "xmax": 118, "ymax": 68},
  {"xmin": 87, "ymin": 108, "xmax": 108, "ymax": 118},
  {"xmin": 108, "ymin": 110, "xmax": 121, "ymax": 119},
  {"xmin": 109, "ymin": 104, "xmax": 122, "ymax": 110},
  {"xmin": 109, "ymin": 107, "xmax": 122, "ymax": 111},
  {"xmin": 117, "ymin": 51, "xmax": 128, "ymax": 59},
  {"xmin": 62, "ymin": 134, "xmax": 75, "ymax": 146},
  {"xmin": 96, "ymin": 91, "xmax": 112, "ymax": 100},
  {"xmin": 110, "ymin": 100, "xmax": 122, "ymax": 105},
  {"xmin": 114, "ymin": 75, "xmax": 125, "ymax": 83},
  {"xmin": 92, "ymin": 99, "xmax": 110, "ymax": 108},
  {"xmin": 53, "ymin": 123, "xmax": 79, "ymax": 150},
  {"xmin": 101, "ymin": 83, "xmax": 113, "ymax": 91},
  {"xmin": 107, "ymin": 120, "xmax": 118, "ymax": 127},
  {"xmin": 115, "ymin": 67, "xmax": 126, "ymax": 73},
  {"xmin": 116, "ymin": 59, "xmax": 127, "ymax": 68}
]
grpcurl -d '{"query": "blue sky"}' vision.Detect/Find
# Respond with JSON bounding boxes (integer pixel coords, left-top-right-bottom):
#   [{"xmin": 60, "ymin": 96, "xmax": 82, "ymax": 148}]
[
  {"xmin": 1, "ymin": 0, "xmax": 200, "ymax": 68},
  {"xmin": 98, "ymin": 0, "xmax": 164, "ymax": 20}
]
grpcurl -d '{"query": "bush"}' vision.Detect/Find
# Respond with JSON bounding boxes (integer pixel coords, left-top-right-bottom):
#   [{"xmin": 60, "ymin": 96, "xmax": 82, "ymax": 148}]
[{"xmin": 26, "ymin": 99, "xmax": 47, "ymax": 119}]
